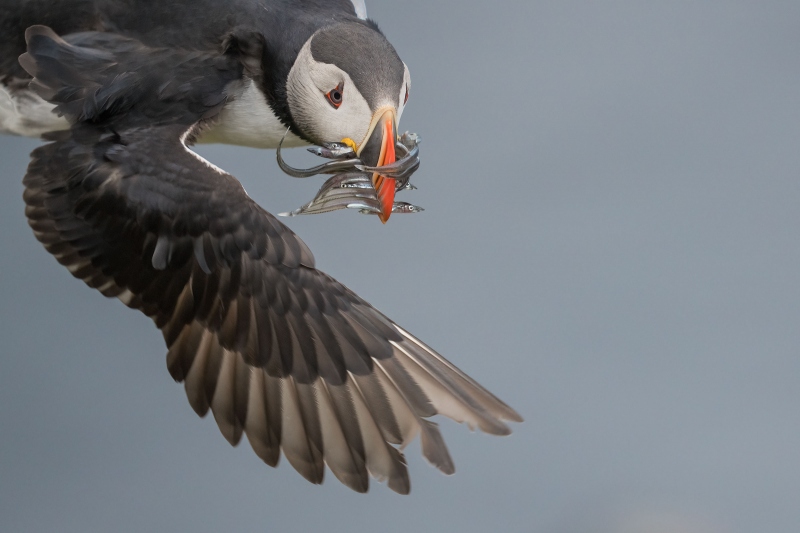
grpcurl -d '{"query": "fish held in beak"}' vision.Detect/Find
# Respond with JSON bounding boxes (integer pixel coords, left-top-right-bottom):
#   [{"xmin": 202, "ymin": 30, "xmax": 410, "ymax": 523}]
[
  {"xmin": 276, "ymin": 125, "xmax": 423, "ymax": 220},
  {"xmin": 358, "ymin": 109, "xmax": 397, "ymax": 223}
]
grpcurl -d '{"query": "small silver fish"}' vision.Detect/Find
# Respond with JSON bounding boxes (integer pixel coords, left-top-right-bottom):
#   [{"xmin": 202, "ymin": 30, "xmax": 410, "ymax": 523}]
[
  {"xmin": 277, "ymin": 128, "xmax": 424, "ymax": 218},
  {"xmin": 359, "ymin": 201, "xmax": 424, "ymax": 216},
  {"xmin": 391, "ymin": 202, "xmax": 424, "ymax": 214},
  {"xmin": 307, "ymin": 142, "xmax": 357, "ymax": 160},
  {"xmin": 399, "ymin": 131, "xmax": 421, "ymax": 149}
]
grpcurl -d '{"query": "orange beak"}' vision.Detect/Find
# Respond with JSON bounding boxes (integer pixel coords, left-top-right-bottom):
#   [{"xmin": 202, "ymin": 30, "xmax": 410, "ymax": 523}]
[
  {"xmin": 372, "ymin": 117, "xmax": 396, "ymax": 223},
  {"xmin": 358, "ymin": 109, "xmax": 397, "ymax": 223}
]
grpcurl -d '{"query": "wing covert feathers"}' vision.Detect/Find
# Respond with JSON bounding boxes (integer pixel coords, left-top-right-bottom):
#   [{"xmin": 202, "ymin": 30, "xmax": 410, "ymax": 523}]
[{"xmin": 20, "ymin": 25, "xmax": 521, "ymax": 494}]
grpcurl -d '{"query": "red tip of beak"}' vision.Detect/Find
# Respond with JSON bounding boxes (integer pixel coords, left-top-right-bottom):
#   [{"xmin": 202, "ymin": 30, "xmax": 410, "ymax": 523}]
[{"xmin": 373, "ymin": 118, "xmax": 396, "ymax": 223}]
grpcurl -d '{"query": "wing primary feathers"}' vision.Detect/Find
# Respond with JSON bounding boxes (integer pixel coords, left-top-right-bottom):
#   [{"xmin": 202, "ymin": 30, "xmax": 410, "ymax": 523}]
[
  {"xmin": 281, "ymin": 379, "xmax": 325, "ymax": 484},
  {"xmin": 233, "ymin": 351, "xmax": 252, "ymax": 440},
  {"xmin": 202, "ymin": 338, "xmax": 225, "ymax": 412},
  {"xmin": 244, "ymin": 369, "xmax": 281, "ymax": 467},
  {"xmin": 349, "ymin": 372, "xmax": 404, "ymax": 445},
  {"xmin": 316, "ymin": 380, "xmax": 368, "ymax": 492},
  {"xmin": 163, "ymin": 282, "xmax": 196, "ymax": 348},
  {"xmin": 323, "ymin": 382, "xmax": 367, "ymax": 473},
  {"xmin": 166, "ymin": 322, "xmax": 204, "ymax": 382},
  {"xmin": 372, "ymin": 367, "xmax": 420, "ymax": 448},
  {"xmin": 394, "ymin": 326, "xmax": 523, "ymax": 424},
  {"xmin": 417, "ymin": 419, "xmax": 456, "ymax": 476},
  {"xmin": 348, "ymin": 374, "xmax": 411, "ymax": 494},
  {"xmin": 391, "ymin": 341, "xmax": 511, "ymax": 435},
  {"xmin": 183, "ymin": 330, "xmax": 214, "ymax": 417},
  {"xmin": 263, "ymin": 373, "xmax": 284, "ymax": 463},
  {"xmin": 373, "ymin": 361, "xmax": 454, "ymax": 474},
  {"xmin": 210, "ymin": 349, "xmax": 244, "ymax": 445},
  {"xmin": 374, "ymin": 356, "xmax": 435, "ymax": 418}
]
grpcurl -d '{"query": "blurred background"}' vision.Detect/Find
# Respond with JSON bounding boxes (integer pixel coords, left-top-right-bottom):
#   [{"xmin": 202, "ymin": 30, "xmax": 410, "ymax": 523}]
[{"xmin": 2, "ymin": 1, "xmax": 799, "ymax": 532}]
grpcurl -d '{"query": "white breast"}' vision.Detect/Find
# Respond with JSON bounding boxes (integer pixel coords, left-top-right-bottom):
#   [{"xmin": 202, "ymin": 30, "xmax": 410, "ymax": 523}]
[
  {"xmin": 0, "ymin": 83, "xmax": 69, "ymax": 137},
  {"xmin": 198, "ymin": 79, "xmax": 307, "ymax": 149}
]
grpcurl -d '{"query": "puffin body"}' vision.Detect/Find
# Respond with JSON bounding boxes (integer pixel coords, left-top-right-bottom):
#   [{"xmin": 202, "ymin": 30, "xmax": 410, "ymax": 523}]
[{"xmin": 0, "ymin": 0, "xmax": 520, "ymax": 493}]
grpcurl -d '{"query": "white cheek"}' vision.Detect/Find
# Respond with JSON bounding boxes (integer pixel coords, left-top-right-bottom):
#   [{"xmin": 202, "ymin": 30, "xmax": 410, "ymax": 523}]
[
  {"xmin": 325, "ymin": 77, "xmax": 371, "ymax": 143},
  {"xmin": 396, "ymin": 64, "xmax": 411, "ymax": 124},
  {"xmin": 287, "ymin": 42, "xmax": 372, "ymax": 145},
  {"xmin": 396, "ymin": 93, "xmax": 405, "ymax": 123}
]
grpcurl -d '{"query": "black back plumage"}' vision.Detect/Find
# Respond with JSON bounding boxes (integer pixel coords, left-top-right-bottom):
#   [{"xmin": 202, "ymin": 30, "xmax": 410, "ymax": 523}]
[{"xmin": 19, "ymin": 24, "xmax": 521, "ymax": 494}]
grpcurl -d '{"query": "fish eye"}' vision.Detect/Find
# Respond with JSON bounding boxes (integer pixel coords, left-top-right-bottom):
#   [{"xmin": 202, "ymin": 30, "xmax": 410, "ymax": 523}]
[{"xmin": 326, "ymin": 82, "xmax": 344, "ymax": 109}]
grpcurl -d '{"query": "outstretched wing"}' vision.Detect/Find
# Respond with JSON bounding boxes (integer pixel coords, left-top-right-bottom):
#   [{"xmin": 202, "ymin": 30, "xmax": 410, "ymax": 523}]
[{"xmin": 20, "ymin": 26, "xmax": 521, "ymax": 494}]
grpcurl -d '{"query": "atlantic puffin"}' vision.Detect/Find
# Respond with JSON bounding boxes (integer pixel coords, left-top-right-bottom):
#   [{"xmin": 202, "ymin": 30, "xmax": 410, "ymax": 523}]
[{"xmin": 0, "ymin": 0, "xmax": 521, "ymax": 493}]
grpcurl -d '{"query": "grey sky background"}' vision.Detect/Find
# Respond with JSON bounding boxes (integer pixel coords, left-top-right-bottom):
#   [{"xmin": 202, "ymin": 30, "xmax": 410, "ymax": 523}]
[{"xmin": 2, "ymin": 1, "xmax": 799, "ymax": 532}]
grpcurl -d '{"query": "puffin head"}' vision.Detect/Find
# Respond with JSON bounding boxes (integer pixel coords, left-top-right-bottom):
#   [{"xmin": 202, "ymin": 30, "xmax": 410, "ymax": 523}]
[{"xmin": 286, "ymin": 21, "xmax": 410, "ymax": 222}]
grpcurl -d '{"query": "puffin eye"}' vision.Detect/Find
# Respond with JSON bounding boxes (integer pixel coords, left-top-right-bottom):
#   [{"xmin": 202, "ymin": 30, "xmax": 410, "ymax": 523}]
[
  {"xmin": 404, "ymin": 85, "xmax": 409, "ymax": 105},
  {"xmin": 326, "ymin": 82, "xmax": 344, "ymax": 109}
]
